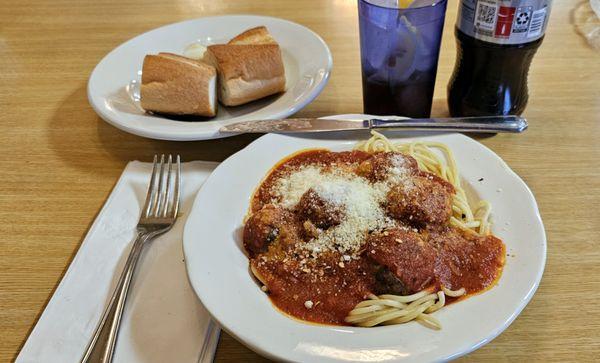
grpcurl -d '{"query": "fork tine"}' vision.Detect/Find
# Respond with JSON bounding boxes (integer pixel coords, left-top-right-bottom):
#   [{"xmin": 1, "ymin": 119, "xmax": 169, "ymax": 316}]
[
  {"xmin": 151, "ymin": 154, "xmax": 166, "ymax": 217},
  {"xmin": 160, "ymin": 155, "xmax": 173, "ymax": 218},
  {"xmin": 171, "ymin": 155, "xmax": 181, "ymax": 218},
  {"xmin": 141, "ymin": 155, "xmax": 159, "ymax": 218}
]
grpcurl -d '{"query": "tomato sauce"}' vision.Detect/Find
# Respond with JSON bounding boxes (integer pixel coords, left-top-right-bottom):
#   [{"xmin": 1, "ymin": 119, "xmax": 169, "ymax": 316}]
[{"xmin": 244, "ymin": 150, "xmax": 505, "ymax": 326}]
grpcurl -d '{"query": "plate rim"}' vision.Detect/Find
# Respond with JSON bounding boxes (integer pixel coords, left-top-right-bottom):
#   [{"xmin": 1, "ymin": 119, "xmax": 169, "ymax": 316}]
[
  {"xmin": 183, "ymin": 116, "xmax": 547, "ymax": 362},
  {"xmin": 87, "ymin": 14, "xmax": 333, "ymax": 141}
]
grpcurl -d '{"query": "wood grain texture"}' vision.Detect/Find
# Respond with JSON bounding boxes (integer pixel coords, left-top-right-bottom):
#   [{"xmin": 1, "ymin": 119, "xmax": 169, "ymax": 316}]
[{"xmin": 1, "ymin": 0, "xmax": 599, "ymax": 361}]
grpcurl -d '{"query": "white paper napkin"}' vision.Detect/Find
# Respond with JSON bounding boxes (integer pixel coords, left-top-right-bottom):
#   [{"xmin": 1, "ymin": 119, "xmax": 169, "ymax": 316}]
[{"xmin": 17, "ymin": 160, "xmax": 220, "ymax": 363}]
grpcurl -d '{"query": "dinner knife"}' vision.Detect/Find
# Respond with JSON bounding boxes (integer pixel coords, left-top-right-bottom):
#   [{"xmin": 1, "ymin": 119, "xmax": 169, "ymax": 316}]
[{"xmin": 219, "ymin": 116, "xmax": 528, "ymax": 134}]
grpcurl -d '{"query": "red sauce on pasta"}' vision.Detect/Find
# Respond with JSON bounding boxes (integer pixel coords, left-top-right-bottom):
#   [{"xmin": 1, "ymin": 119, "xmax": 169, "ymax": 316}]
[{"xmin": 243, "ymin": 150, "xmax": 505, "ymax": 326}]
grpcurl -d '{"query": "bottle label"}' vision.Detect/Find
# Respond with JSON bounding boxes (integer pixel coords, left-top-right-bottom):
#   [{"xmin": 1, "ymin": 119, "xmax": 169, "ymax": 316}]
[{"xmin": 457, "ymin": 0, "xmax": 552, "ymax": 44}]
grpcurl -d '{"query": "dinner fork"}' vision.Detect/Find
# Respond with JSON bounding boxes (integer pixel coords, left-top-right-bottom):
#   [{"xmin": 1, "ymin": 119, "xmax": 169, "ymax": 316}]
[{"xmin": 81, "ymin": 155, "xmax": 181, "ymax": 363}]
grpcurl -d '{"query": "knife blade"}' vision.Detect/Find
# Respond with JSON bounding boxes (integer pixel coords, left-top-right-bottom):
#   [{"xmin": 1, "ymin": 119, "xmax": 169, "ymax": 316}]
[{"xmin": 219, "ymin": 116, "xmax": 528, "ymax": 134}]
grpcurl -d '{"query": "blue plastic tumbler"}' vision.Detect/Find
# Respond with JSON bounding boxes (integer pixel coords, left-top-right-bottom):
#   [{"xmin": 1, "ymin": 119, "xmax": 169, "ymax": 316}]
[{"xmin": 358, "ymin": 0, "xmax": 448, "ymax": 118}]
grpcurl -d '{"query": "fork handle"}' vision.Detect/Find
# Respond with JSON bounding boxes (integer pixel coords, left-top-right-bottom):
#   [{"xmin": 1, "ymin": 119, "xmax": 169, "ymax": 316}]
[{"xmin": 81, "ymin": 233, "xmax": 147, "ymax": 363}]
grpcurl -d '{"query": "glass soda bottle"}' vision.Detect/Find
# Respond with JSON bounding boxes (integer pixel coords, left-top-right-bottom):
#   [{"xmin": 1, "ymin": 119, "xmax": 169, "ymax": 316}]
[{"xmin": 448, "ymin": 0, "xmax": 553, "ymax": 116}]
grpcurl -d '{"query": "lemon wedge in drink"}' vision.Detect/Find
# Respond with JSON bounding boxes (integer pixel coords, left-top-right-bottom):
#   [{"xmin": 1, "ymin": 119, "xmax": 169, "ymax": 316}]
[{"xmin": 398, "ymin": 0, "xmax": 414, "ymax": 8}]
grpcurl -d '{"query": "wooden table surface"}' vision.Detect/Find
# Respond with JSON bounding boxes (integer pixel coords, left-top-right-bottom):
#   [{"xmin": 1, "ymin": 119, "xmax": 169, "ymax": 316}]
[{"xmin": 1, "ymin": 0, "xmax": 599, "ymax": 361}]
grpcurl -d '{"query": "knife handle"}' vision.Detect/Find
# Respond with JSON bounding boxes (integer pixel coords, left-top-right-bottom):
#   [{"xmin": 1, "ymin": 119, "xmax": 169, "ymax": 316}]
[{"xmin": 369, "ymin": 116, "xmax": 528, "ymax": 133}]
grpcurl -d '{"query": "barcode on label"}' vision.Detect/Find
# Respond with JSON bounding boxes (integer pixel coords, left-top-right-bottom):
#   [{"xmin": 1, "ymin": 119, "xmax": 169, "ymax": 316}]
[
  {"xmin": 527, "ymin": 8, "xmax": 546, "ymax": 37},
  {"xmin": 474, "ymin": 1, "xmax": 497, "ymax": 32}
]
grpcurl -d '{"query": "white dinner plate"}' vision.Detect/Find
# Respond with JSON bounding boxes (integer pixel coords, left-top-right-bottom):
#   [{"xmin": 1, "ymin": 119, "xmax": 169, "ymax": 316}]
[
  {"xmin": 87, "ymin": 15, "xmax": 332, "ymax": 141},
  {"xmin": 183, "ymin": 114, "xmax": 546, "ymax": 362}
]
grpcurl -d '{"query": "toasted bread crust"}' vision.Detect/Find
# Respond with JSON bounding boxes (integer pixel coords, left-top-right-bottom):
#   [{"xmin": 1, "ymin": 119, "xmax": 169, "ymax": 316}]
[
  {"xmin": 205, "ymin": 44, "xmax": 283, "ymax": 81},
  {"xmin": 228, "ymin": 26, "xmax": 277, "ymax": 45},
  {"xmin": 204, "ymin": 44, "xmax": 285, "ymax": 106},
  {"xmin": 140, "ymin": 53, "xmax": 217, "ymax": 116}
]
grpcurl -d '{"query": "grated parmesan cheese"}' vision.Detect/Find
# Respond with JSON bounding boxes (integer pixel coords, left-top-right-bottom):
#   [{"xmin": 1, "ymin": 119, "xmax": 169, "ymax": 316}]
[
  {"xmin": 268, "ymin": 155, "xmax": 419, "ymax": 261},
  {"xmin": 271, "ymin": 165, "xmax": 396, "ymax": 257},
  {"xmin": 271, "ymin": 165, "xmax": 323, "ymax": 208}
]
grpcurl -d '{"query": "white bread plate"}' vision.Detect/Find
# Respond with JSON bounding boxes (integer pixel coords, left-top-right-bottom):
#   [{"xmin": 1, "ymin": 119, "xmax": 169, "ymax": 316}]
[{"xmin": 88, "ymin": 15, "xmax": 332, "ymax": 141}]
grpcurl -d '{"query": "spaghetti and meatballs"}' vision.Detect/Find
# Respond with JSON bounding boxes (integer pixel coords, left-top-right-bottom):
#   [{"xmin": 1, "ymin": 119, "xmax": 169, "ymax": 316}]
[{"xmin": 242, "ymin": 133, "xmax": 505, "ymax": 329}]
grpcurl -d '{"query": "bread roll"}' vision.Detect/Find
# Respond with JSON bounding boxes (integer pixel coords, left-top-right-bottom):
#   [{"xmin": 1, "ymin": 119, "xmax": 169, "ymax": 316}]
[
  {"xmin": 204, "ymin": 44, "xmax": 285, "ymax": 106},
  {"xmin": 140, "ymin": 52, "xmax": 217, "ymax": 116},
  {"xmin": 202, "ymin": 26, "xmax": 285, "ymax": 107},
  {"xmin": 228, "ymin": 26, "xmax": 277, "ymax": 45}
]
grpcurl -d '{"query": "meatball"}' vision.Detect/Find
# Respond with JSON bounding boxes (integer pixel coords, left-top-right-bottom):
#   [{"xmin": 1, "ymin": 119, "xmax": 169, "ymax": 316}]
[
  {"xmin": 357, "ymin": 152, "xmax": 419, "ymax": 182},
  {"xmin": 373, "ymin": 266, "xmax": 411, "ymax": 296},
  {"xmin": 433, "ymin": 227, "xmax": 505, "ymax": 293},
  {"xmin": 386, "ymin": 174, "xmax": 454, "ymax": 227},
  {"xmin": 296, "ymin": 188, "xmax": 344, "ymax": 229},
  {"xmin": 365, "ymin": 228, "xmax": 436, "ymax": 294},
  {"xmin": 243, "ymin": 204, "xmax": 296, "ymax": 257}
]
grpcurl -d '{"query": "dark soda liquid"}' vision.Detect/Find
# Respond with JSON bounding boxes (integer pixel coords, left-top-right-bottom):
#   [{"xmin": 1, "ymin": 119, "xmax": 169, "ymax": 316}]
[
  {"xmin": 448, "ymin": 28, "xmax": 543, "ymax": 117},
  {"xmin": 362, "ymin": 70, "xmax": 436, "ymax": 118},
  {"xmin": 357, "ymin": 0, "xmax": 447, "ymax": 118}
]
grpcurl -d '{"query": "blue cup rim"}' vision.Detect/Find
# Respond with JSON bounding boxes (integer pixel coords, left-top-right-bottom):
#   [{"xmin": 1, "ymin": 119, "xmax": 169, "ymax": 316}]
[{"xmin": 359, "ymin": 0, "xmax": 448, "ymax": 11}]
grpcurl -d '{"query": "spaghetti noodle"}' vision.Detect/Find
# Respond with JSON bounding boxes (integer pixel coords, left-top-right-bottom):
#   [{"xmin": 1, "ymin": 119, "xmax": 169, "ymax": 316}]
[{"xmin": 345, "ymin": 287, "xmax": 466, "ymax": 329}]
